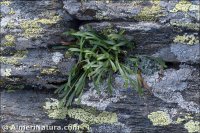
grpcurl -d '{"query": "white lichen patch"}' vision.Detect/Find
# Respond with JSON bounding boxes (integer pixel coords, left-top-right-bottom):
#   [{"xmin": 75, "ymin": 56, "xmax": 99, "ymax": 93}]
[
  {"xmin": 1, "ymin": 68, "xmax": 12, "ymax": 77},
  {"xmin": 52, "ymin": 52, "xmax": 64, "ymax": 64},
  {"xmin": 43, "ymin": 98, "xmax": 60, "ymax": 110},
  {"xmin": 144, "ymin": 67, "xmax": 199, "ymax": 113},
  {"xmin": 189, "ymin": 5, "xmax": 200, "ymax": 11},
  {"xmin": 148, "ymin": 111, "xmax": 172, "ymax": 126},
  {"xmin": 79, "ymin": 82, "xmax": 126, "ymax": 110},
  {"xmin": 184, "ymin": 120, "xmax": 200, "ymax": 133}
]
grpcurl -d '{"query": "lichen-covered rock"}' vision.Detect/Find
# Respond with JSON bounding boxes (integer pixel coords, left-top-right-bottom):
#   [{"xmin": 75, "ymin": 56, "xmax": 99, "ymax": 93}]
[
  {"xmin": 0, "ymin": 0, "xmax": 75, "ymax": 49},
  {"xmin": 0, "ymin": 49, "xmax": 75, "ymax": 89},
  {"xmin": 63, "ymin": 0, "xmax": 200, "ymax": 24},
  {"xmin": 80, "ymin": 22, "xmax": 200, "ymax": 63},
  {"xmin": 0, "ymin": 0, "xmax": 76, "ymax": 89},
  {"xmin": 73, "ymin": 64, "xmax": 199, "ymax": 132}
]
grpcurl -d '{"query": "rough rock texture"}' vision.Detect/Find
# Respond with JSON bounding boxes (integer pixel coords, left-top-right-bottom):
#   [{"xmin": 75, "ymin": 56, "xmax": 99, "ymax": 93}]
[
  {"xmin": 0, "ymin": 0, "xmax": 77, "ymax": 89},
  {"xmin": 1, "ymin": 0, "xmax": 200, "ymax": 133},
  {"xmin": 0, "ymin": 90, "xmax": 56, "ymax": 131},
  {"xmin": 65, "ymin": 0, "xmax": 199, "ymax": 63}
]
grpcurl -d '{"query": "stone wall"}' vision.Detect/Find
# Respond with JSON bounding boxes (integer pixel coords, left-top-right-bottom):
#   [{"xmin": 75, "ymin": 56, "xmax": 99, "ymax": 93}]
[{"xmin": 0, "ymin": 0, "xmax": 199, "ymax": 133}]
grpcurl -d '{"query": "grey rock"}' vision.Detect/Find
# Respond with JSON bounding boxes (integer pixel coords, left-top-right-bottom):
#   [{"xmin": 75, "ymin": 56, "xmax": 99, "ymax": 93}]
[
  {"xmin": 0, "ymin": 90, "xmax": 56, "ymax": 132},
  {"xmin": 155, "ymin": 44, "xmax": 200, "ymax": 63},
  {"xmin": 0, "ymin": 49, "xmax": 75, "ymax": 89}
]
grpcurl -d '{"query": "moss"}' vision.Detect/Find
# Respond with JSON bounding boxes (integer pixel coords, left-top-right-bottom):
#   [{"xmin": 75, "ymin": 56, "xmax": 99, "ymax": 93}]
[
  {"xmin": 0, "ymin": 1, "xmax": 11, "ymax": 6},
  {"xmin": 6, "ymin": 85, "xmax": 25, "ymax": 93},
  {"xmin": 43, "ymin": 98, "xmax": 118, "ymax": 125},
  {"xmin": 0, "ymin": 80, "xmax": 4, "ymax": 85},
  {"xmin": 184, "ymin": 120, "xmax": 200, "ymax": 133},
  {"xmin": 170, "ymin": 0, "xmax": 192, "ymax": 12},
  {"xmin": 134, "ymin": 1, "xmax": 162, "ymax": 21},
  {"xmin": 41, "ymin": 67, "xmax": 59, "ymax": 75},
  {"xmin": 64, "ymin": 51, "xmax": 72, "ymax": 59},
  {"xmin": 170, "ymin": 21, "xmax": 199, "ymax": 31},
  {"xmin": 174, "ymin": 34, "xmax": 199, "ymax": 45},
  {"xmin": 20, "ymin": 15, "xmax": 61, "ymax": 38},
  {"xmin": 148, "ymin": 111, "xmax": 172, "ymax": 126}
]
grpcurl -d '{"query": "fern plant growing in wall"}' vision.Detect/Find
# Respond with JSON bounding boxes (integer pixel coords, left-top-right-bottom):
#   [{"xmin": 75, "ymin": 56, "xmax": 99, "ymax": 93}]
[{"xmin": 55, "ymin": 27, "xmax": 166, "ymax": 107}]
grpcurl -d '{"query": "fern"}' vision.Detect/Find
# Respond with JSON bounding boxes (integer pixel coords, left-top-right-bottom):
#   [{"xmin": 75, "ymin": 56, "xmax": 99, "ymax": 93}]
[{"xmin": 55, "ymin": 27, "xmax": 166, "ymax": 107}]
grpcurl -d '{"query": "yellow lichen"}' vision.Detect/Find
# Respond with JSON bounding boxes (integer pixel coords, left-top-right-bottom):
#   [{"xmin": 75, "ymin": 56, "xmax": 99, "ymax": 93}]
[
  {"xmin": 170, "ymin": 0, "xmax": 192, "ymax": 12},
  {"xmin": 175, "ymin": 117, "xmax": 185, "ymax": 124},
  {"xmin": 14, "ymin": 50, "xmax": 28, "ymax": 58},
  {"xmin": 135, "ymin": 1, "xmax": 162, "ymax": 21},
  {"xmin": 148, "ymin": 111, "xmax": 172, "ymax": 126},
  {"xmin": 41, "ymin": 67, "xmax": 59, "ymax": 75},
  {"xmin": 174, "ymin": 34, "xmax": 199, "ymax": 45},
  {"xmin": 6, "ymin": 21, "xmax": 15, "ymax": 29},
  {"xmin": 0, "ymin": 50, "xmax": 28, "ymax": 65},
  {"xmin": 184, "ymin": 120, "xmax": 200, "ymax": 133},
  {"xmin": 0, "ymin": 1, "xmax": 11, "ymax": 6},
  {"xmin": 79, "ymin": 123, "xmax": 90, "ymax": 131},
  {"xmin": 43, "ymin": 98, "xmax": 118, "ymax": 125},
  {"xmin": 5, "ymin": 35, "xmax": 15, "ymax": 42},
  {"xmin": 8, "ymin": 8, "xmax": 15, "ymax": 15},
  {"xmin": 67, "ymin": 108, "xmax": 118, "ymax": 125},
  {"xmin": 170, "ymin": 21, "xmax": 199, "ymax": 31},
  {"xmin": 0, "ymin": 56, "xmax": 19, "ymax": 65},
  {"xmin": 20, "ymin": 15, "xmax": 61, "ymax": 38},
  {"xmin": 3, "ymin": 35, "xmax": 15, "ymax": 47}
]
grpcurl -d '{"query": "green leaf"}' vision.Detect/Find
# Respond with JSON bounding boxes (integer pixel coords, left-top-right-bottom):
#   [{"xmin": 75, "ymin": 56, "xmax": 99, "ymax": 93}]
[
  {"xmin": 109, "ymin": 60, "xmax": 117, "ymax": 72},
  {"xmin": 69, "ymin": 48, "xmax": 81, "ymax": 52}
]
